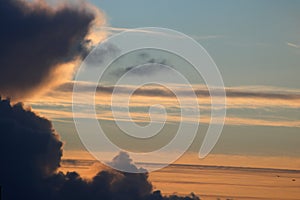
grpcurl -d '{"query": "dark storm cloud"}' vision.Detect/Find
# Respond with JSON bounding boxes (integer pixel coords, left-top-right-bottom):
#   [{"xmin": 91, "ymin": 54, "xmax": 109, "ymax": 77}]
[
  {"xmin": 0, "ymin": 98, "xmax": 199, "ymax": 200},
  {"xmin": 0, "ymin": 0, "xmax": 98, "ymax": 99},
  {"xmin": 0, "ymin": 97, "xmax": 63, "ymax": 199}
]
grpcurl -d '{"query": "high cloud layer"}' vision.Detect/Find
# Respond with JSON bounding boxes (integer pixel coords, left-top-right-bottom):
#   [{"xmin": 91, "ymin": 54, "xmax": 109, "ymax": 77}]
[
  {"xmin": 0, "ymin": 98, "xmax": 199, "ymax": 200},
  {"xmin": 0, "ymin": 0, "xmax": 105, "ymax": 100},
  {"xmin": 35, "ymin": 82, "xmax": 300, "ymax": 128}
]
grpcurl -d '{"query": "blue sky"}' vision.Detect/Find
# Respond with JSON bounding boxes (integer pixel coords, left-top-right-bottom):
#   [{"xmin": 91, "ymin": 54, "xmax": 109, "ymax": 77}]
[{"xmin": 90, "ymin": 0, "xmax": 300, "ymax": 88}]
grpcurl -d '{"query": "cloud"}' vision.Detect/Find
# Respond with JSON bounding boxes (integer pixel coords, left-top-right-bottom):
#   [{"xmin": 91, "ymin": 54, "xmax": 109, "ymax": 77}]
[
  {"xmin": 84, "ymin": 42, "xmax": 121, "ymax": 67},
  {"xmin": 0, "ymin": 0, "xmax": 105, "ymax": 100},
  {"xmin": 0, "ymin": 98, "xmax": 199, "ymax": 200},
  {"xmin": 112, "ymin": 60, "xmax": 171, "ymax": 77},
  {"xmin": 286, "ymin": 42, "xmax": 300, "ymax": 48},
  {"xmin": 108, "ymin": 52, "xmax": 171, "ymax": 77},
  {"xmin": 98, "ymin": 26, "xmax": 184, "ymax": 38},
  {"xmin": 0, "ymin": 97, "xmax": 63, "ymax": 199},
  {"xmin": 224, "ymin": 88, "xmax": 300, "ymax": 100},
  {"xmin": 56, "ymin": 81, "xmax": 300, "ymax": 101},
  {"xmin": 34, "ymin": 83, "xmax": 300, "ymax": 128},
  {"xmin": 189, "ymin": 34, "xmax": 225, "ymax": 40},
  {"xmin": 109, "ymin": 151, "xmax": 147, "ymax": 173}
]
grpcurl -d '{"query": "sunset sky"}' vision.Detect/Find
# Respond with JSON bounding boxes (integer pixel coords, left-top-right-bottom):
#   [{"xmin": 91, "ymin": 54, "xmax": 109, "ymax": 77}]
[
  {"xmin": 26, "ymin": 0, "xmax": 300, "ymax": 164},
  {"xmin": 1, "ymin": 0, "xmax": 300, "ymax": 199}
]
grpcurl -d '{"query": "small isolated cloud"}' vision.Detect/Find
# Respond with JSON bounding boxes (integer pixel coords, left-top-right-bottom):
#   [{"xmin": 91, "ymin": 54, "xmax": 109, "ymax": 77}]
[
  {"xmin": 111, "ymin": 52, "xmax": 171, "ymax": 77},
  {"xmin": 113, "ymin": 62, "xmax": 171, "ymax": 77},
  {"xmin": 286, "ymin": 42, "xmax": 300, "ymax": 48},
  {"xmin": 109, "ymin": 151, "xmax": 147, "ymax": 173}
]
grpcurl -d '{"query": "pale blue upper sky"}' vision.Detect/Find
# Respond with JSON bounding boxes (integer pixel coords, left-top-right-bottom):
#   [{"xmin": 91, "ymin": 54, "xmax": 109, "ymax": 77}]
[{"xmin": 90, "ymin": 0, "xmax": 300, "ymax": 88}]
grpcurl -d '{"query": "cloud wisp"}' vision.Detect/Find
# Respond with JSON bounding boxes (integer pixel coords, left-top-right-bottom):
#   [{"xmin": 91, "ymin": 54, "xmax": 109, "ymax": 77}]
[
  {"xmin": 29, "ymin": 82, "xmax": 300, "ymax": 128},
  {"xmin": 55, "ymin": 81, "xmax": 300, "ymax": 101},
  {"xmin": 286, "ymin": 42, "xmax": 300, "ymax": 48}
]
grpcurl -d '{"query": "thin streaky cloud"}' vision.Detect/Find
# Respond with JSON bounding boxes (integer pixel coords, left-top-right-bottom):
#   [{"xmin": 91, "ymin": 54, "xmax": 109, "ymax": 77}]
[
  {"xmin": 34, "ymin": 107, "xmax": 300, "ymax": 128},
  {"xmin": 32, "ymin": 82, "xmax": 300, "ymax": 112},
  {"xmin": 97, "ymin": 26, "xmax": 182, "ymax": 38},
  {"xmin": 226, "ymin": 41, "xmax": 270, "ymax": 47},
  {"xmin": 99, "ymin": 26, "xmax": 160, "ymax": 34},
  {"xmin": 97, "ymin": 26, "xmax": 224, "ymax": 41},
  {"xmin": 56, "ymin": 81, "xmax": 300, "ymax": 100},
  {"xmin": 286, "ymin": 42, "xmax": 300, "ymax": 48},
  {"xmin": 189, "ymin": 34, "xmax": 225, "ymax": 40},
  {"xmin": 28, "ymin": 82, "xmax": 300, "ymax": 128}
]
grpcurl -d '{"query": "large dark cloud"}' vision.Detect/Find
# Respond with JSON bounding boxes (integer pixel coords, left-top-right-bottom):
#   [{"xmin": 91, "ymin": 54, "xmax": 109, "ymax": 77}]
[
  {"xmin": 0, "ymin": 97, "xmax": 63, "ymax": 199},
  {"xmin": 0, "ymin": 98, "xmax": 200, "ymax": 200},
  {"xmin": 0, "ymin": 0, "xmax": 99, "ymax": 99}
]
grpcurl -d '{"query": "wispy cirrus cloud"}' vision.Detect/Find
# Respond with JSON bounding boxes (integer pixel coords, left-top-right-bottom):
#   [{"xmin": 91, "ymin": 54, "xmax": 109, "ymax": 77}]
[
  {"xmin": 27, "ymin": 82, "xmax": 300, "ymax": 128},
  {"xmin": 189, "ymin": 34, "xmax": 225, "ymax": 40},
  {"xmin": 286, "ymin": 42, "xmax": 300, "ymax": 48},
  {"xmin": 55, "ymin": 81, "xmax": 300, "ymax": 101},
  {"xmin": 98, "ymin": 26, "xmax": 225, "ymax": 41}
]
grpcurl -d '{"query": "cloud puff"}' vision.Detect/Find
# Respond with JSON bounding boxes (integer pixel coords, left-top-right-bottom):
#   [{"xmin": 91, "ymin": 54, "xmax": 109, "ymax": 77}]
[
  {"xmin": 109, "ymin": 151, "xmax": 148, "ymax": 173},
  {"xmin": 0, "ymin": 0, "xmax": 104, "ymax": 99},
  {"xmin": 0, "ymin": 98, "xmax": 199, "ymax": 200}
]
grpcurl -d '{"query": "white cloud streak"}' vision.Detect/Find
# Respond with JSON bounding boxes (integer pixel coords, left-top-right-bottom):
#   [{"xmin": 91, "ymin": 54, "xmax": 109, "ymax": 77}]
[{"xmin": 286, "ymin": 42, "xmax": 300, "ymax": 48}]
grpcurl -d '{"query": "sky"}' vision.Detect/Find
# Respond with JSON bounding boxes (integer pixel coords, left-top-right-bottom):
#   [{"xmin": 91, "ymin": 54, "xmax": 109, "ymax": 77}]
[
  {"xmin": 91, "ymin": 0, "xmax": 300, "ymax": 88},
  {"xmin": 2, "ymin": 0, "xmax": 299, "ymax": 164},
  {"xmin": 27, "ymin": 0, "xmax": 300, "ymax": 162},
  {"xmin": 0, "ymin": 1, "xmax": 203, "ymax": 199},
  {"xmin": 0, "ymin": 0, "xmax": 300, "ymax": 199}
]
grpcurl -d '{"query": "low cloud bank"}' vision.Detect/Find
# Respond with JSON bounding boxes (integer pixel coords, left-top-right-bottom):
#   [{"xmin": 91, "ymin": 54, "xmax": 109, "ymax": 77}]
[{"xmin": 0, "ymin": 98, "xmax": 199, "ymax": 200}]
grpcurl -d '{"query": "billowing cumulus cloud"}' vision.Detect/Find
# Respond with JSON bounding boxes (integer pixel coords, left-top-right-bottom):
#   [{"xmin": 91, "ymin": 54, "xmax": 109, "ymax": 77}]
[
  {"xmin": 0, "ymin": 0, "xmax": 105, "ymax": 100},
  {"xmin": 109, "ymin": 151, "xmax": 147, "ymax": 173},
  {"xmin": 0, "ymin": 98, "xmax": 63, "ymax": 199},
  {"xmin": 0, "ymin": 98, "xmax": 199, "ymax": 200}
]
